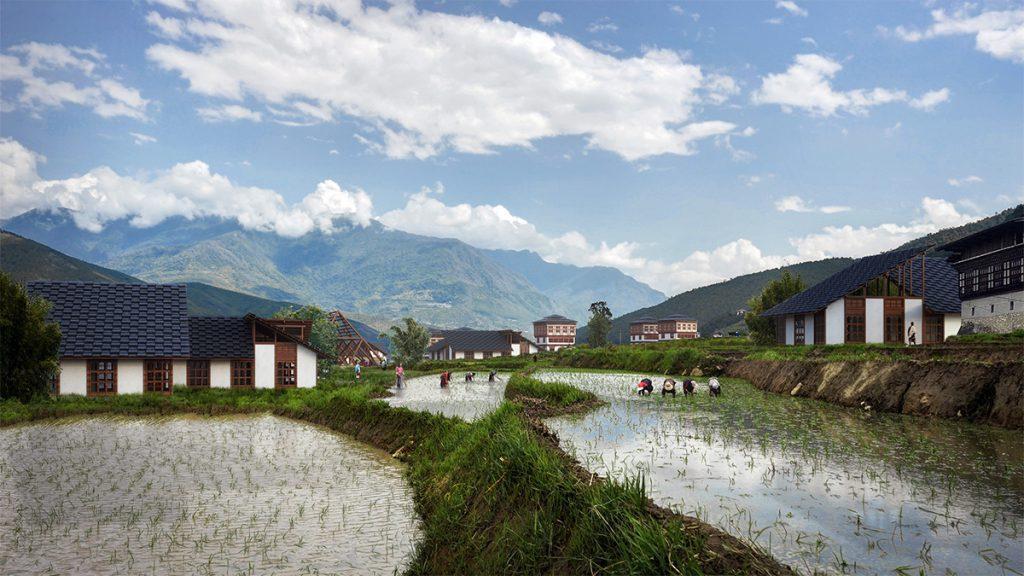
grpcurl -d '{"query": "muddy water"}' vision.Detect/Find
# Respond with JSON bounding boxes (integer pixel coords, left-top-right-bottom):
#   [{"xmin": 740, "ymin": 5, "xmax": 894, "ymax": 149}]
[
  {"xmin": 0, "ymin": 414, "xmax": 421, "ymax": 576},
  {"xmin": 537, "ymin": 370, "xmax": 1023, "ymax": 576},
  {"xmin": 386, "ymin": 372, "xmax": 507, "ymax": 421}
]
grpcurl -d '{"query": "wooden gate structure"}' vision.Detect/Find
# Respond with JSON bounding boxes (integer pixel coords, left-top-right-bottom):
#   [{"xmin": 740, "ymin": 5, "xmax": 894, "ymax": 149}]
[{"xmin": 328, "ymin": 311, "xmax": 386, "ymax": 366}]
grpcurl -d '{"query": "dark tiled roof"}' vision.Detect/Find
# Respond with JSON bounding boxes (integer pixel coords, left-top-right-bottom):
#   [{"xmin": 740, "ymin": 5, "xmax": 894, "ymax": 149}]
[
  {"xmin": 189, "ymin": 317, "xmax": 254, "ymax": 359},
  {"xmin": 763, "ymin": 249, "xmax": 960, "ymax": 316},
  {"xmin": 427, "ymin": 330, "xmax": 513, "ymax": 353},
  {"xmin": 28, "ymin": 282, "xmax": 190, "ymax": 357},
  {"xmin": 534, "ymin": 314, "xmax": 577, "ymax": 324},
  {"xmin": 245, "ymin": 314, "xmax": 334, "ymax": 359},
  {"xmin": 937, "ymin": 207, "xmax": 1023, "ymax": 253},
  {"xmin": 660, "ymin": 314, "xmax": 696, "ymax": 322},
  {"xmin": 630, "ymin": 316, "xmax": 658, "ymax": 325}
]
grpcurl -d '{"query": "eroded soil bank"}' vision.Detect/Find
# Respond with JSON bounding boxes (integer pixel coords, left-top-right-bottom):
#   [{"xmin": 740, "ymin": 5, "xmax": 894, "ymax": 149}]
[{"xmin": 726, "ymin": 359, "xmax": 1024, "ymax": 428}]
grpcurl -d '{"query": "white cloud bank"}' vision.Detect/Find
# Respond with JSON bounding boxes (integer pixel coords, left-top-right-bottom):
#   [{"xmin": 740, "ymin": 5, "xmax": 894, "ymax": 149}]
[
  {"xmin": 889, "ymin": 8, "xmax": 1024, "ymax": 63},
  {"xmin": 0, "ymin": 138, "xmax": 371, "ymax": 236},
  {"xmin": 144, "ymin": 0, "xmax": 740, "ymax": 161},
  {"xmin": 752, "ymin": 54, "xmax": 949, "ymax": 116},
  {"xmin": 948, "ymin": 175, "xmax": 983, "ymax": 187},
  {"xmin": 537, "ymin": 11, "xmax": 563, "ymax": 26}
]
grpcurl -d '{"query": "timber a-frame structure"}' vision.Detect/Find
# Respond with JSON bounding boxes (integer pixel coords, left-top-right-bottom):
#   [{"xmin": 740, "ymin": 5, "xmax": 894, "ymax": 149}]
[{"xmin": 328, "ymin": 310, "xmax": 386, "ymax": 365}]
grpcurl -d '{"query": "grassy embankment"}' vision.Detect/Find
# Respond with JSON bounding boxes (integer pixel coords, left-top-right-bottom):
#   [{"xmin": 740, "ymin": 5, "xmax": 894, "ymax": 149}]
[{"xmin": 0, "ymin": 368, "xmax": 789, "ymax": 575}]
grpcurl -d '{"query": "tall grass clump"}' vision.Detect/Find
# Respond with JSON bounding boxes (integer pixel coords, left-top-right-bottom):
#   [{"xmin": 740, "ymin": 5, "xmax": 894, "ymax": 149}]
[{"xmin": 504, "ymin": 373, "xmax": 595, "ymax": 408}]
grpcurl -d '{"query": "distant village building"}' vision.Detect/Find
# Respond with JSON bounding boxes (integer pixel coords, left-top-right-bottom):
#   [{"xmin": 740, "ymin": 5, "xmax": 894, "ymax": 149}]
[
  {"xmin": 533, "ymin": 314, "xmax": 577, "ymax": 351},
  {"xmin": 28, "ymin": 282, "xmax": 329, "ymax": 395},
  {"xmin": 938, "ymin": 208, "xmax": 1023, "ymax": 334},
  {"xmin": 762, "ymin": 249, "xmax": 962, "ymax": 345},
  {"xmin": 657, "ymin": 314, "xmax": 698, "ymax": 340},
  {"xmin": 426, "ymin": 329, "xmax": 538, "ymax": 360},
  {"xmin": 629, "ymin": 317, "xmax": 659, "ymax": 343}
]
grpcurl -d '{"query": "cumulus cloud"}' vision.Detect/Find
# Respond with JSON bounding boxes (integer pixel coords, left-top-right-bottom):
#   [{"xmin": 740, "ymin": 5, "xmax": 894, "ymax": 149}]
[
  {"xmin": 948, "ymin": 175, "xmax": 983, "ymax": 187},
  {"xmin": 889, "ymin": 8, "xmax": 1024, "ymax": 63},
  {"xmin": 537, "ymin": 11, "xmax": 563, "ymax": 26},
  {"xmin": 130, "ymin": 132, "xmax": 157, "ymax": 145},
  {"xmin": 774, "ymin": 195, "xmax": 850, "ymax": 214},
  {"xmin": 752, "ymin": 54, "xmax": 948, "ymax": 116},
  {"xmin": 776, "ymin": 1, "xmax": 808, "ymax": 17},
  {"xmin": 197, "ymin": 104, "xmax": 263, "ymax": 123},
  {"xmin": 0, "ymin": 138, "xmax": 371, "ymax": 236},
  {"xmin": 1, "ymin": 42, "xmax": 150, "ymax": 120},
  {"xmin": 144, "ymin": 0, "xmax": 740, "ymax": 161}
]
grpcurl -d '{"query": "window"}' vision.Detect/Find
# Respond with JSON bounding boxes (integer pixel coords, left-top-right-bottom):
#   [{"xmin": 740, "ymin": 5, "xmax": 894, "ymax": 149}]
[
  {"xmin": 844, "ymin": 298, "xmax": 865, "ymax": 343},
  {"xmin": 482, "ymin": 351, "xmax": 492, "ymax": 359},
  {"xmin": 971, "ymin": 269, "xmax": 980, "ymax": 293},
  {"xmin": 924, "ymin": 313, "xmax": 944, "ymax": 344},
  {"xmin": 958, "ymin": 272, "xmax": 965, "ymax": 295},
  {"xmin": 987, "ymin": 266, "xmax": 995, "ymax": 290},
  {"xmin": 972, "ymin": 306, "xmax": 976, "ymax": 316},
  {"xmin": 1004, "ymin": 261, "xmax": 1012, "ymax": 286},
  {"xmin": 883, "ymin": 298, "xmax": 904, "ymax": 344},
  {"xmin": 144, "ymin": 360, "xmax": 173, "ymax": 393},
  {"xmin": 1011, "ymin": 301, "xmax": 1016, "ymax": 311},
  {"xmin": 48, "ymin": 368, "xmax": 60, "ymax": 396},
  {"xmin": 814, "ymin": 311, "xmax": 826, "ymax": 345},
  {"xmin": 991, "ymin": 304, "xmax": 995, "ymax": 314},
  {"xmin": 187, "ymin": 360, "xmax": 210, "ymax": 387},
  {"xmin": 275, "ymin": 343, "xmax": 297, "ymax": 388},
  {"xmin": 793, "ymin": 316, "xmax": 805, "ymax": 345},
  {"xmin": 231, "ymin": 360, "xmax": 254, "ymax": 387},
  {"xmin": 87, "ymin": 359, "xmax": 117, "ymax": 396}
]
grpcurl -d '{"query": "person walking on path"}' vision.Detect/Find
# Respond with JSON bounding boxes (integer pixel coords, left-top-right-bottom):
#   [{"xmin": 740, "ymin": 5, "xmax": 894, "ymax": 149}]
[
  {"xmin": 395, "ymin": 364, "xmax": 405, "ymax": 389},
  {"xmin": 907, "ymin": 321, "xmax": 918, "ymax": 346}
]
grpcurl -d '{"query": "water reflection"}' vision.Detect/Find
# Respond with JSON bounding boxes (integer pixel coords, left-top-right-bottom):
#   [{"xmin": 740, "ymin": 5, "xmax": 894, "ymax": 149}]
[{"xmin": 386, "ymin": 372, "xmax": 507, "ymax": 421}]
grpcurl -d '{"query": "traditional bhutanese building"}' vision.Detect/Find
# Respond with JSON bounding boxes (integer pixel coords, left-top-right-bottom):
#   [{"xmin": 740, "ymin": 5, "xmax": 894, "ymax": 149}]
[
  {"xmin": 532, "ymin": 314, "xmax": 576, "ymax": 351},
  {"xmin": 28, "ymin": 282, "xmax": 329, "ymax": 395},
  {"xmin": 658, "ymin": 314, "xmax": 698, "ymax": 340},
  {"xmin": 938, "ymin": 207, "xmax": 1023, "ymax": 334},
  {"xmin": 426, "ymin": 329, "xmax": 538, "ymax": 361},
  {"xmin": 628, "ymin": 317, "xmax": 659, "ymax": 343},
  {"xmin": 761, "ymin": 248, "xmax": 961, "ymax": 345}
]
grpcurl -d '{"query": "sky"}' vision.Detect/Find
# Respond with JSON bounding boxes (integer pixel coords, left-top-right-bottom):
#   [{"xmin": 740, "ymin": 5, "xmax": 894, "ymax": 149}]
[{"xmin": 1, "ymin": 0, "xmax": 1022, "ymax": 296}]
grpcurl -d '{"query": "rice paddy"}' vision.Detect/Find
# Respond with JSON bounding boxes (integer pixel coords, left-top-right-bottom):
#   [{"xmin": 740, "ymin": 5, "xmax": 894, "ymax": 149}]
[
  {"xmin": 386, "ymin": 372, "xmax": 508, "ymax": 421},
  {"xmin": 535, "ymin": 370, "xmax": 1024, "ymax": 576},
  {"xmin": 0, "ymin": 414, "xmax": 421, "ymax": 575}
]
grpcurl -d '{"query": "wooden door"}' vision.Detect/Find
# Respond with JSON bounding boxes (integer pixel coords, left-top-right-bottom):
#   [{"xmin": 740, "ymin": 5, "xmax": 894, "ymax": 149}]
[
  {"xmin": 275, "ymin": 343, "xmax": 297, "ymax": 388},
  {"xmin": 883, "ymin": 298, "xmax": 904, "ymax": 344}
]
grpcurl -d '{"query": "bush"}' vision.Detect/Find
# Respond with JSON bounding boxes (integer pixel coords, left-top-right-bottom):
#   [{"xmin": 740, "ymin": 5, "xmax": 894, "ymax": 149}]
[{"xmin": 0, "ymin": 273, "xmax": 61, "ymax": 401}]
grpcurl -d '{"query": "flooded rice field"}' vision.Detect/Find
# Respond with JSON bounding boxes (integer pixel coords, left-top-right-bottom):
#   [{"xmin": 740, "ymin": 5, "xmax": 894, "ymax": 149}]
[
  {"xmin": 0, "ymin": 414, "xmax": 421, "ymax": 575},
  {"xmin": 537, "ymin": 370, "xmax": 1023, "ymax": 576},
  {"xmin": 386, "ymin": 372, "xmax": 507, "ymax": 421}
]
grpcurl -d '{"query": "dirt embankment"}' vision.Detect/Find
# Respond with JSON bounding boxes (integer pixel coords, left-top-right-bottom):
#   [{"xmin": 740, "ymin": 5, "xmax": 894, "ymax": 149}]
[{"xmin": 726, "ymin": 359, "xmax": 1024, "ymax": 428}]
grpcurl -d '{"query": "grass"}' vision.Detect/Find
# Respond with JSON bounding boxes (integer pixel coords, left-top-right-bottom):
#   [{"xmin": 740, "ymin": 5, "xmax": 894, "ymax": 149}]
[
  {"xmin": 0, "ymin": 367, "xmax": 787, "ymax": 575},
  {"xmin": 504, "ymin": 372, "xmax": 596, "ymax": 408}
]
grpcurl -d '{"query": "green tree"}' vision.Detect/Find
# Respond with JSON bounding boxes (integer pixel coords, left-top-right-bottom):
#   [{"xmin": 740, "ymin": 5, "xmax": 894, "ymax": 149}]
[
  {"xmin": 273, "ymin": 305, "xmax": 340, "ymax": 373},
  {"xmin": 744, "ymin": 271, "xmax": 806, "ymax": 345},
  {"xmin": 1, "ymin": 273, "xmax": 62, "ymax": 401},
  {"xmin": 388, "ymin": 317, "xmax": 430, "ymax": 367},
  {"xmin": 586, "ymin": 301, "xmax": 613, "ymax": 348}
]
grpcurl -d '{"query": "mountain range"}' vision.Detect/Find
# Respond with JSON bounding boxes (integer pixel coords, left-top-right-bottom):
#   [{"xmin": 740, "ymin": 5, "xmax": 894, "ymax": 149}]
[{"xmin": 3, "ymin": 209, "xmax": 664, "ymax": 332}]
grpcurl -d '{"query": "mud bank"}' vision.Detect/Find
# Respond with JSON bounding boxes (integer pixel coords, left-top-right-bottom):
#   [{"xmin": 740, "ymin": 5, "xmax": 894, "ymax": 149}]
[{"xmin": 726, "ymin": 359, "xmax": 1024, "ymax": 428}]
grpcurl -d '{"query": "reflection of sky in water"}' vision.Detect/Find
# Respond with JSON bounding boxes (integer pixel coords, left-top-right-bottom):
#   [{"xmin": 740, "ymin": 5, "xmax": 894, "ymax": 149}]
[
  {"xmin": 386, "ymin": 373, "xmax": 507, "ymax": 421},
  {"xmin": 0, "ymin": 415, "xmax": 421, "ymax": 576},
  {"xmin": 538, "ymin": 371, "xmax": 1023, "ymax": 576}
]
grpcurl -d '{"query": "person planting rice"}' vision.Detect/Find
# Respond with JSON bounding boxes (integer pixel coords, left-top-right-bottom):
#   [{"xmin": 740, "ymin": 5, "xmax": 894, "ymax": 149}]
[
  {"xmin": 465, "ymin": 372, "xmax": 475, "ymax": 382},
  {"xmin": 708, "ymin": 377, "xmax": 721, "ymax": 397},
  {"xmin": 661, "ymin": 378, "xmax": 676, "ymax": 397},
  {"xmin": 637, "ymin": 378, "xmax": 654, "ymax": 396},
  {"xmin": 488, "ymin": 370, "xmax": 497, "ymax": 382},
  {"xmin": 354, "ymin": 363, "xmax": 361, "ymax": 380},
  {"xmin": 440, "ymin": 371, "xmax": 449, "ymax": 388},
  {"xmin": 683, "ymin": 379, "xmax": 696, "ymax": 397}
]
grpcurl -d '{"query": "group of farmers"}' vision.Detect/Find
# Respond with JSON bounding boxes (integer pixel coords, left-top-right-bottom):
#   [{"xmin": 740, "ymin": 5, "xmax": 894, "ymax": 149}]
[{"xmin": 637, "ymin": 376, "xmax": 721, "ymax": 398}]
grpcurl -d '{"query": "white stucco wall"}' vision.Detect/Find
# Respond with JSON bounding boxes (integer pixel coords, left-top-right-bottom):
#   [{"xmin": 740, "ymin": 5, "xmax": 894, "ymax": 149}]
[
  {"xmin": 59, "ymin": 360, "xmax": 87, "ymax": 396},
  {"xmin": 962, "ymin": 290, "xmax": 1024, "ymax": 318},
  {"xmin": 172, "ymin": 360, "xmax": 187, "ymax": 386},
  {"xmin": 297, "ymin": 346, "xmax": 317, "ymax": 388},
  {"xmin": 865, "ymin": 298, "xmax": 884, "ymax": 343},
  {"xmin": 455, "ymin": 351, "xmax": 465, "ymax": 359},
  {"xmin": 803, "ymin": 313, "xmax": 815, "ymax": 345},
  {"xmin": 784, "ymin": 315, "xmax": 794, "ymax": 345},
  {"xmin": 944, "ymin": 313, "xmax": 962, "ymax": 340},
  {"xmin": 474, "ymin": 351, "xmax": 484, "ymax": 360},
  {"xmin": 825, "ymin": 299, "xmax": 845, "ymax": 344},
  {"xmin": 904, "ymin": 298, "xmax": 923, "ymax": 344},
  {"xmin": 119, "ymin": 360, "xmax": 144, "ymax": 394},
  {"xmin": 210, "ymin": 359, "xmax": 231, "ymax": 389},
  {"xmin": 255, "ymin": 344, "xmax": 275, "ymax": 389}
]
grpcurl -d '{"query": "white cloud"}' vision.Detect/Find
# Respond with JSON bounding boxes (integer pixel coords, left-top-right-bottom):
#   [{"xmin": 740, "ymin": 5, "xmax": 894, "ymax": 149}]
[
  {"xmin": 909, "ymin": 88, "xmax": 951, "ymax": 111},
  {"xmin": 145, "ymin": 1, "xmax": 738, "ymax": 162},
  {"xmin": 776, "ymin": 1, "xmax": 808, "ymax": 18},
  {"xmin": 329, "ymin": 149, "xmax": 339, "ymax": 155},
  {"xmin": 740, "ymin": 173, "xmax": 773, "ymax": 187},
  {"xmin": 948, "ymin": 175, "xmax": 983, "ymax": 187},
  {"xmin": 130, "ymin": 132, "xmax": 157, "ymax": 145},
  {"xmin": 146, "ymin": 11, "xmax": 185, "ymax": 39},
  {"xmin": 537, "ymin": 11, "xmax": 563, "ymax": 26},
  {"xmin": 589, "ymin": 41, "xmax": 623, "ymax": 54},
  {"xmin": 890, "ymin": 8, "xmax": 1024, "ymax": 63},
  {"xmin": 0, "ymin": 138, "xmax": 372, "ymax": 236},
  {"xmin": 1, "ymin": 42, "xmax": 149, "ymax": 120},
  {"xmin": 884, "ymin": 121, "xmax": 902, "ymax": 138},
  {"xmin": 196, "ymin": 104, "xmax": 263, "ymax": 123},
  {"xmin": 587, "ymin": 17, "xmax": 618, "ymax": 33},
  {"xmin": 765, "ymin": 18, "xmax": 784, "ymax": 25},
  {"xmin": 752, "ymin": 54, "xmax": 948, "ymax": 117},
  {"xmin": 669, "ymin": 5, "xmax": 685, "ymax": 16},
  {"xmin": 774, "ymin": 195, "xmax": 850, "ymax": 214},
  {"xmin": 801, "ymin": 37, "xmax": 818, "ymax": 47}
]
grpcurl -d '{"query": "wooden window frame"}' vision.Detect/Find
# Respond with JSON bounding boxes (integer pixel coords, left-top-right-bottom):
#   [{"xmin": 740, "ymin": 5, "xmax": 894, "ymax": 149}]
[
  {"xmin": 144, "ymin": 359, "xmax": 173, "ymax": 394},
  {"xmin": 883, "ymin": 298, "xmax": 905, "ymax": 345},
  {"xmin": 187, "ymin": 359, "xmax": 211, "ymax": 388},
  {"xmin": 844, "ymin": 297, "xmax": 866, "ymax": 344},
  {"xmin": 231, "ymin": 359, "xmax": 254, "ymax": 388},
  {"xmin": 275, "ymin": 342, "xmax": 298, "ymax": 389},
  {"xmin": 813, "ymin": 311, "xmax": 826, "ymax": 345},
  {"xmin": 924, "ymin": 312, "xmax": 944, "ymax": 344},
  {"xmin": 87, "ymin": 359, "xmax": 117, "ymax": 396},
  {"xmin": 793, "ymin": 316, "xmax": 806, "ymax": 345},
  {"xmin": 48, "ymin": 367, "xmax": 61, "ymax": 396}
]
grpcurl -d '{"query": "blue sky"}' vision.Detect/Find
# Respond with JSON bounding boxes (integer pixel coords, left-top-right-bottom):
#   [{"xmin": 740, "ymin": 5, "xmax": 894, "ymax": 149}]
[{"xmin": 1, "ymin": 0, "xmax": 1022, "ymax": 294}]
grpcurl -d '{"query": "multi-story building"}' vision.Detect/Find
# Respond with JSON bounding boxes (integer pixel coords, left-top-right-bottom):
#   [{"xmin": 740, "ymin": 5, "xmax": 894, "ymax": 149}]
[
  {"xmin": 658, "ymin": 314, "xmax": 698, "ymax": 340},
  {"xmin": 938, "ymin": 207, "xmax": 1023, "ymax": 334},
  {"xmin": 628, "ymin": 317, "xmax": 659, "ymax": 343},
  {"xmin": 532, "ymin": 314, "xmax": 577, "ymax": 351},
  {"xmin": 425, "ymin": 329, "xmax": 538, "ymax": 360}
]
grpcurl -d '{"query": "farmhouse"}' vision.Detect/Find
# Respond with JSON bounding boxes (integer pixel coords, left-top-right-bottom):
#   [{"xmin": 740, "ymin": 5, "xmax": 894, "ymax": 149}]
[
  {"xmin": 533, "ymin": 314, "xmax": 577, "ymax": 351},
  {"xmin": 628, "ymin": 317, "xmax": 659, "ymax": 343},
  {"xmin": 937, "ymin": 207, "xmax": 1023, "ymax": 333},
  {"xmin": 28, "ymin": 281, "xmax": 328, "ymax": 395},
  {"xmin": 762, "ymin": 249, "xmax": 962, "ymax": 345},
  {"xmin": 426, "ymin": 329, "xmax": 538, "ymax": 361},
  {"xmin": 658, "ymin": 314, "xmax": 698, "ymax": 340}
]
